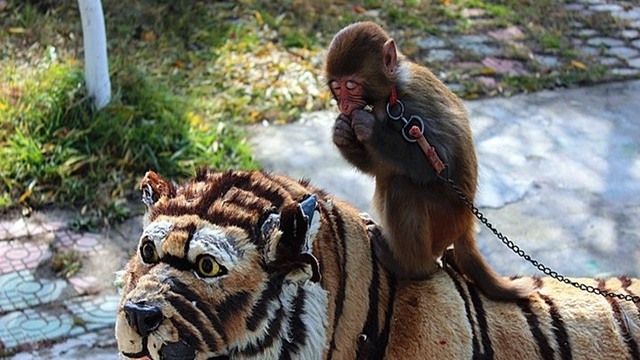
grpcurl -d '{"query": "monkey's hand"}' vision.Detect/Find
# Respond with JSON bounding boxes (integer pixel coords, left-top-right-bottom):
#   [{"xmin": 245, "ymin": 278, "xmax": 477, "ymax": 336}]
[
  {"xmin": 333, "ymin": 113, "xmax": 375, "ymax": 173},
  {"xmin": 332, "ymin": 114, "xmax": 358, "ymax": 148},
  {"xmin": 350, "ymin": 109, "xmax": 375, "ymax": 144}
]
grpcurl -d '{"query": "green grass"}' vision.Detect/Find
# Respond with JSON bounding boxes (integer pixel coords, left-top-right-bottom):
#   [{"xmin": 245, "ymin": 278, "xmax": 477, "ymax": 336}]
[{"xmin": 0, "ymin": 59, "xmax": 256, "ymax": 212}]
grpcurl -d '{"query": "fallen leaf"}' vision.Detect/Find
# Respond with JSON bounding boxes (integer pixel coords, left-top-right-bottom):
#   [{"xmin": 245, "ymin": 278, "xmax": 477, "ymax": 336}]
[
  {"xmin": 141, "ymin": 31, "xmax": 156, "ymax": 42},
  {"xmin": 461, "ymin": 8, "xmax": 485, "ymax": 18},
  {"xmin": 571, "ymin": 60, "xmax": 587, "ymax": 70},
  {"xmin": 352, "ymin": 6, "xmax": 365, "ymax": 13},
  {"xmin": 489, "ymin": 26, "xmax": 525, "ymax": 41},
  {"xmin": 254, "ymin": 11, "xmax": 264, "ymax": 25}
]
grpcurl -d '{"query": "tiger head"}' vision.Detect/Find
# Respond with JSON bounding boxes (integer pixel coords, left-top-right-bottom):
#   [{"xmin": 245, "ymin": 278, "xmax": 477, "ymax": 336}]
[{"xmin": 115, "ymin": 169, "xmax": 328, "ymax": 360}]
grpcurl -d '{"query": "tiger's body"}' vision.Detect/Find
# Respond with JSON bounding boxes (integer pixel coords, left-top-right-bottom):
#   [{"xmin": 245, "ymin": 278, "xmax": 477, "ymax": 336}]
[{"xmin": 116, "ymin": 169, "xmax": 640, "ymax": 360}]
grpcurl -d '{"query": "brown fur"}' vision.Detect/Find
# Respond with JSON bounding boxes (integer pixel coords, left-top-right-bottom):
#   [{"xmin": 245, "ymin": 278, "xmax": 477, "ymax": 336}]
[{"xmin": 326, "ymin": 21, "xmax": 530, "ymax": 300}]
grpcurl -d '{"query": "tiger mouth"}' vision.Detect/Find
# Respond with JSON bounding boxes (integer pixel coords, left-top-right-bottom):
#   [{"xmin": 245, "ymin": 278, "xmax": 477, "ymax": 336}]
[{"xmin": 121, "ymin": 337, "xmax": 230, "ymax": 360}]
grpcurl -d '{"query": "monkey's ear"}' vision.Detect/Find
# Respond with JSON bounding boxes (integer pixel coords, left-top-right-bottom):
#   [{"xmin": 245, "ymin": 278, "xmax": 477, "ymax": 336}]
[{"xmin": 382, "ymin": 39, "xmax": 398, "ymax": 76}]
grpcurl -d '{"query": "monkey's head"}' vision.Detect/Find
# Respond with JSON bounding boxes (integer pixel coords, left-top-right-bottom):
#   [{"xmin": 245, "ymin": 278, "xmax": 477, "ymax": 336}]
[{"xmin": 325, "ymin": 21, "xmax": 399, "ymax": 116}]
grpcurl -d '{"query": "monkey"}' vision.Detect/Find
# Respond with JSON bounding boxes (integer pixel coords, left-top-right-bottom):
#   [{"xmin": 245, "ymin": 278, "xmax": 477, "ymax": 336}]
[{"xmin": 325, "ymin": 21, "xmax": 531, "ymax": 301}]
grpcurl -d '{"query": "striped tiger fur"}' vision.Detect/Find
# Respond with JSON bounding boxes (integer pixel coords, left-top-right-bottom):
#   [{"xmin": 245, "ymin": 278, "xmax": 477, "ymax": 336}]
[{"xmin": 115, "ymin": 168, "xmax": 640, "ymax": 360}]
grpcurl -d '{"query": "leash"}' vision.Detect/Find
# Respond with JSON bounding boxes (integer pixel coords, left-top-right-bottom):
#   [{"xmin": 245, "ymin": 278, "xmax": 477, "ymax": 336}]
[{"xmin": 385, "ymin": 95, "xmax": 640, "ymax": 303}]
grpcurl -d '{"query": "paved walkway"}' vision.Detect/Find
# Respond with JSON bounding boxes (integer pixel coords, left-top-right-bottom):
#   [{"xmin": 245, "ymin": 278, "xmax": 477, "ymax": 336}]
[
  {"xmin": 0, "ymin": 211, "xmax": 140, "ymax": 358},
  {"xmin": 419, "ymin": 0, "xmax": 640, "ymax": 96}
]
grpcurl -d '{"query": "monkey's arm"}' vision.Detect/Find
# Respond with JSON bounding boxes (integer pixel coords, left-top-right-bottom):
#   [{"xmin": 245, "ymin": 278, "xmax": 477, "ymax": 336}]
[{"xmin": 332, "ymin": 113, "xmax": 377, "ymax": 173}]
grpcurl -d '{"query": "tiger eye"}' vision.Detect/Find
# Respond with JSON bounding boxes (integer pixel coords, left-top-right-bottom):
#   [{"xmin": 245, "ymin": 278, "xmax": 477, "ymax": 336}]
[
  {"xmin": 140, "ymin": 242, "xmax": 159, "ymax": 264},
  {"xmin": 196, "ymin": 255, "xmax": 222, "ymax": 277}
]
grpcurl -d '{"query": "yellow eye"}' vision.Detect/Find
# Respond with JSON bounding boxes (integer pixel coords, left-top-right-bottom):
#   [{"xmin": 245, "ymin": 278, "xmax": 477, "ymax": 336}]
[
  {"xmin": 196, "ymin": 255, "xmax": 224, "ymax": 278},
  {"xmin": 140, "ymin": 241, "xmax": 159, "ymax": 264}
]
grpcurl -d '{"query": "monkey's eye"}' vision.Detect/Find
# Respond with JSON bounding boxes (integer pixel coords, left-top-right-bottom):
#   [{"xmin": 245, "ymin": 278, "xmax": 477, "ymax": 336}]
[
  {"xmin": 330, "ymin": 81, "xmax": 340, "ymax": 90},
  {"xmin": 140, "ymin": 241, "xmax": 159, "ymax": 264},
  {"xmin": 195, "ymin": 255, "xmax": 226, "ymax": 278},
  {"xmin": 346, "ymin": 81, "xmax": 357, "ymax": 90}
]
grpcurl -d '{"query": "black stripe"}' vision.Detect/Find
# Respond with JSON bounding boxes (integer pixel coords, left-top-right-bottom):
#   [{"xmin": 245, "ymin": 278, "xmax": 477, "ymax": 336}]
[
  {"xmin": 598, "ymin": 279, "xmax": 640, "ymax": 360},
  {"xmin": 167, "ymin": 293, "xmax": 218, "ymax": 353},
  {"xmin": 327, "ymin": 206, "xmax": 348, "ymax": 359},
  {"xmin": 246, "ymin": 276, "xmax": 284, "ymax": 332},
  {"xmin": 240, "ymin": 305, "xmax": 287, "ymax": 356},
  {"xmin": 179, "ymin": 223, "xmax": 197, "ymax": 258},
  {"xmin": 539, "ymin": 293, "xmax": 572, "ymax": 360},
  {"xmin": 376, "ymin": 273, "xmax": 397, "ymax": 358},
  {"xmin": 122, "ymin": 336, "xmax": 150, "ymax": 359},
  {"xmin": 620, "ymin": 276, "xmax": 640, "ymax": 320},
  {"xmin": 518, "ymin": 299, "xmax": 554, "ymax": 360},
  {"xmin": 206, "ymin": 210, "xmax": 256, "ymax": 236},
  {"xmin": 216, "ymin": 291, "xmax": 251, "ymax": 325},
  {"xmin": 356, "ymin": 244, "xmax": 382, "ymax": 360},
  {"xmin": 280, "ymin": 287, "xmax": 308, "ymax": 359},
  {"xmin": 444, "ymin": 265, "xmax": 481, "ymax": 358},
  {"xmin": 167, "ymin": 278, "xmax": 228, "ymax": 343},
  {"xmin": 240, "ymin": 173, "xmax": 287, "ymax": 209},
  {"xmin": 162, "ymin": 255, "xmax": 193, "ymax": 272},
  {"xmin": 467, "ymin": 283, "xmax": 494, "ymax": 359}
]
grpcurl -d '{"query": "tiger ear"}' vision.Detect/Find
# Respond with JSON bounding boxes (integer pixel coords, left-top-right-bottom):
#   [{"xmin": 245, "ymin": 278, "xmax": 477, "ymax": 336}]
[
  {"xmin": 262, "ymin": 195, "xmax": 321, "ymax": 282},
  {"xmin": 140, "ymin": 171, "xmax": 176, "ymax": 206}
]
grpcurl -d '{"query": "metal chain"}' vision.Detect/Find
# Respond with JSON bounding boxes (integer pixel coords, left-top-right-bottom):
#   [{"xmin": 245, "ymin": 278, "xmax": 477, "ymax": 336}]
[{"xmin": 439, "ymin": 175, "xmax": 640, "ymax": 304}]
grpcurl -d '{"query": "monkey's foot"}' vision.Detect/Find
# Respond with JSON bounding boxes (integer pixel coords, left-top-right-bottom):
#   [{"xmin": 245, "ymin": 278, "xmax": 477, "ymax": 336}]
[
  {"xmin": 441, "ymin": 248, "xmax": 461, "ymax": 273},
  {"xmin": 367, "ymin": 224, "xmax": 437, "ymax": 280},
  {"xmin": 369, "ymin": 225, "xmax": 401, "ymax": 276}
]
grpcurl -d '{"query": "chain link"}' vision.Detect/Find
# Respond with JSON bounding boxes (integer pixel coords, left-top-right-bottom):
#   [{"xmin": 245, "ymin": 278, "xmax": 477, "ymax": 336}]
[{"xmin": 439, "ymin": 175, "xmax": 640, "ymax": 304}]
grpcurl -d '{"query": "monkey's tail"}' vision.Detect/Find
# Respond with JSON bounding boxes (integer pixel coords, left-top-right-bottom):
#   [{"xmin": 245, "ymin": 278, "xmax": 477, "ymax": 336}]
[{"xmin": 452, "ymin": 233, "xmax": 532, "ymax": 301}]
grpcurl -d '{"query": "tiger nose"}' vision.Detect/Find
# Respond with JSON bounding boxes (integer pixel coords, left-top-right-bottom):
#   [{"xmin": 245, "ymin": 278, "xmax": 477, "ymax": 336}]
[{"xmin": 123, "ymin": 301, "xmax": 163, "ymax": 337}]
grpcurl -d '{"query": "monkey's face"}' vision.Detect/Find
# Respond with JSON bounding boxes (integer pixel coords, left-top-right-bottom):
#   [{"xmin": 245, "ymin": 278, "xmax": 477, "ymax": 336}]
[{"xmin": 329, "ymin": 77, "xmax": 368, "ymax": 116}]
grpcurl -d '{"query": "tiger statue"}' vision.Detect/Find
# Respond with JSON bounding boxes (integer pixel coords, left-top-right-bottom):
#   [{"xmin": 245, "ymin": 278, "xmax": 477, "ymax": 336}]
[{"xmin": 115, "ymin": 168, "xmax": 640, "ymax": 360}]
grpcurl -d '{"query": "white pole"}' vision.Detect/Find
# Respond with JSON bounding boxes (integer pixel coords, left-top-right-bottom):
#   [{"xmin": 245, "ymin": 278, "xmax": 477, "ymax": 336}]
[{"xmin": 78, "ymin": 0, "xmax": 111, "ymax": 110}]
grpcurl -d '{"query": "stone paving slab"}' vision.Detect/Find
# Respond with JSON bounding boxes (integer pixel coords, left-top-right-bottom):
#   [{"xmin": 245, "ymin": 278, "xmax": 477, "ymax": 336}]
[{"xmin": 0, "ymin": 212, "xmax": 134, "ymax": 358}]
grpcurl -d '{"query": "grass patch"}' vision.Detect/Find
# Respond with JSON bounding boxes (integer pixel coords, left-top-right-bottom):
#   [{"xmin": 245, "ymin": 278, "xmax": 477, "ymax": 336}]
[
  {"xmin": 51, "ymin": 249, "xmax": 83, "ymax": 278},
  {"xmin": 503, "ymin": 64, "xmax": 609, "ymax": 93},
  {"xmin": 0, "ymin": 58, "xmax": 256, "ymax": 212}
]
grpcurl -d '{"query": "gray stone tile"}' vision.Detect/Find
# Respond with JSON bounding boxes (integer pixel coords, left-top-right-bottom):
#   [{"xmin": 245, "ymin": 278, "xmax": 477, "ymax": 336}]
[
  {"xmin": 629, "ymin": 57, "xmax": 640, "ymax": 68},
  {"xmin": 0, "ymin": 309, "xmax": 74, "ymax": 349},
  {"xmin": 611, "ymin": 67, "xmax": 640, "ymax": 75},
  {"xmin": 417, "ymin": 37, "xmax": 446, "ymax": 49},
  {"xmin": 587, "ymin": 37, "xmax": 625, "ymax": 47},
  {"xmin": 598, "ymin": 57, "xmax": 622, "ymax": 66},
  {"xmin": 591, "ymin": 4, "xmax": 623, "ymax": 12},
  {"xmin": 621, "ymin": 30, "xmax": 639, "ymax": 39},
  {"xmin": 607, "ymin": 46, "xmax": 640, "ymax": 59},
  {"xmin": 428, "ymin": 49, "xmax": 455, "ymax": 62},
  {"xmin": 0, "ymin": 270, "xmax": 68, "ymax": 313}
]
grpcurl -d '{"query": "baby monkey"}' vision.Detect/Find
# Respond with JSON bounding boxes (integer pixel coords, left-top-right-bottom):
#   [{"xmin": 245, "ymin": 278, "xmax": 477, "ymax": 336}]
[{"xmin": 325, "ymin": 21, "xmax": 530, "ymax": 300}]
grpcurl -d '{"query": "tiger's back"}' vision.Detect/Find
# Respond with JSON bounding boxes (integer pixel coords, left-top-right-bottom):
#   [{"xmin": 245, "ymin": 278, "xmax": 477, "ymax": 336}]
[{"xmin": 115, "ymin": 169, "xmax": 640, "ymax": 360}]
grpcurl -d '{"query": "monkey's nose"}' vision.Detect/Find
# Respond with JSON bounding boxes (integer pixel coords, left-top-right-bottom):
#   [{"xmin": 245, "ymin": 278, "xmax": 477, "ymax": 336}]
[{"xmin": 123, "ymin": 301, "xmax": 163, "ymax": 337}]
